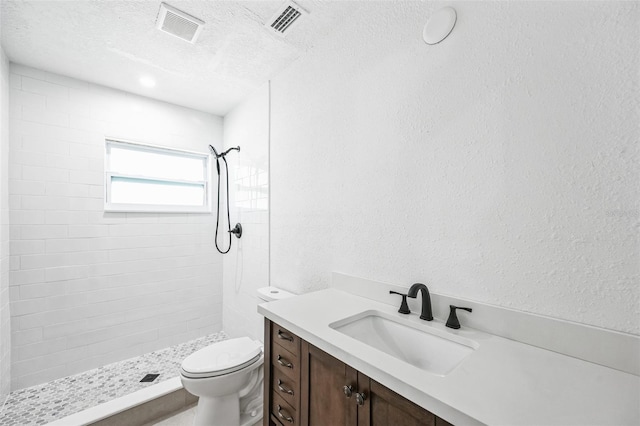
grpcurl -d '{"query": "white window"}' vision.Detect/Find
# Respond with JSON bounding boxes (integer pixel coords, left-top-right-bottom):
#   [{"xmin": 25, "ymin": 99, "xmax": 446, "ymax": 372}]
[{"xmin": 105, "ymin": 139, "xmax": 211, "ymax": 213}]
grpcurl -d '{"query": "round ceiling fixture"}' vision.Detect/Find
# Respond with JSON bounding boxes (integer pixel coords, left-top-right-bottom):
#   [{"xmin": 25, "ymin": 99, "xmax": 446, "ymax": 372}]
[{"xmin": 423, "ymin": 7, "xmax": 457, "ymax": 45}]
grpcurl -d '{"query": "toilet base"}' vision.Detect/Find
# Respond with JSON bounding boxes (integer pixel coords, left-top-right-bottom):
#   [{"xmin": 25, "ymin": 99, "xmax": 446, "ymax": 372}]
[
  {"xmin": 193, "ymin": 394, "xmax": 263, "ymax": 426},
  {"xmin": 194, "ymin": 393, "xmax": 239, "ymax": 426},
  {"xmin": 240, "ymin": 411, "xmax": 263, "ymax": 426}
]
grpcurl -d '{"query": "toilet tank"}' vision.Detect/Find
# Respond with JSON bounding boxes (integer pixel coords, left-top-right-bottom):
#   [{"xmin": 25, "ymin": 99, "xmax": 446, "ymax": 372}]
[{"xmin": 256, "ymin": 286, "xmax": 295, "ymax": 302}]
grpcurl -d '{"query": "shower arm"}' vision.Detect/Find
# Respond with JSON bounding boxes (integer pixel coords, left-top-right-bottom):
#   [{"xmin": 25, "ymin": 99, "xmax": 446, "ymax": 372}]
[
  {"xmin": 208, "ymin": 145, "xmax": 240, "ymax": 159},
  {"xmin": 220, "ymin": 146, "xmax": 240, "ymax": 157}
]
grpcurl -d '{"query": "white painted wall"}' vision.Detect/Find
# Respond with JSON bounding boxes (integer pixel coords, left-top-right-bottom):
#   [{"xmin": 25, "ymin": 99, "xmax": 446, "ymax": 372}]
[
  {"xmin": 8, "ymin": 64, "xmax": 224, "ymax": 390},
  {"xmin": 270, "ymin": 1, "xmax": 639, "ymax": 334},
  {"xmin": 0, "ymin": 45, "xmax": 11, "ymax": 404},
  {"xmin": 222, "ymin": 84, "xmax": 270, "ymax": 342}
]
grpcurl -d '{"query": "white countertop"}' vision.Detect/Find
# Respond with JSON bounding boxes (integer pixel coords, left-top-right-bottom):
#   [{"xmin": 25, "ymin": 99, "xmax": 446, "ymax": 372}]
[{"xmin": 258, "ymin": 288, "xmax": 640, "ymax": 426}]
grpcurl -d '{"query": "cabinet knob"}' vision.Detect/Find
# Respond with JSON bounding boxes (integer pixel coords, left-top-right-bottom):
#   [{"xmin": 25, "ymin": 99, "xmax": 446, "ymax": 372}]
[
  {"xmin": 343, "ymin": 385, "xmax": 353, "ymax": 398},
  {"xmin": 355, "ymin": 392, "xmax": 367, "ymax": 406}
]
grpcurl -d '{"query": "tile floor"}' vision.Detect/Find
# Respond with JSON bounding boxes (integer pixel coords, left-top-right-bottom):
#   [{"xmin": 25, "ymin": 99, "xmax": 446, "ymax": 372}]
[{"xmin": 0, "ymin": 332, "xmax": 226, "ymax": 425}]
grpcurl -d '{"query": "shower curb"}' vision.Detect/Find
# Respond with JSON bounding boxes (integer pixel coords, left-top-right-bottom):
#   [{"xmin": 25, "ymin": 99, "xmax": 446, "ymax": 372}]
[{"xmin": 48, "ymin": 377, "xmax": 190, "ymax": 426}]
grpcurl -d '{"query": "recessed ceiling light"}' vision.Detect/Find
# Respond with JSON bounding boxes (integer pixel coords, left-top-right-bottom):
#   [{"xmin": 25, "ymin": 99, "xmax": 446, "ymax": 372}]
[{"xmin": 139, "ymin": 76, "xmax": 156, "ymax": 88}]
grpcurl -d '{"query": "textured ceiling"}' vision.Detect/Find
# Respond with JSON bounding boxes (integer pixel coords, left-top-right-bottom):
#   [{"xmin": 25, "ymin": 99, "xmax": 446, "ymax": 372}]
[{"xmin": 0, "ymin": 0, "xmax": 359, "ymax": 115}]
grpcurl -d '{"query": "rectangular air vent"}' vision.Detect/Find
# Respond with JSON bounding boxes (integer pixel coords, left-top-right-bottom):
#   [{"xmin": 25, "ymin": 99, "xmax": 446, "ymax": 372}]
[
  {"xmin": 266, "ymin": 1, "xmax": 308, "ymax": 36},
  {"xmin": 156, "ymin": 3, "xmax": 204, "ymax": 43}
]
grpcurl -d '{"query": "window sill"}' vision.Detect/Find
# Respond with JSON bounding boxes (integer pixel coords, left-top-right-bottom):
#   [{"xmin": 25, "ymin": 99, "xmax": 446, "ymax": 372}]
[{"xmin": 104, "ymin": 203, "xmax": 212, "ymax": 214}]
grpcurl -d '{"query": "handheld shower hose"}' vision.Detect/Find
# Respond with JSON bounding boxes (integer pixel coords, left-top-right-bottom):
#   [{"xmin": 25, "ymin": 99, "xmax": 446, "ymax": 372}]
[{"xmin": 209, "ymin": 145, "xmax": 241, "ymax": 254}]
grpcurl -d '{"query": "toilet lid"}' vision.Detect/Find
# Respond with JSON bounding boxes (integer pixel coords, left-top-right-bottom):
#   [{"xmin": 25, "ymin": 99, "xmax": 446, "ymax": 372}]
[{"xmin": 181, "ymin": 337, "xmax": 262, "ymax": 378}]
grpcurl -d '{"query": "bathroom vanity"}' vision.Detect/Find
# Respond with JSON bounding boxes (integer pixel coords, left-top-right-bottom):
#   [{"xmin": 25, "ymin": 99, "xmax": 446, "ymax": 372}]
[
  {"xmin": 264, "ymin": 319, "xmax": 453, "ymax": 426},
  {"xmin": 258, "ymin": 280, "xmax": 639, "ymax": 426}
]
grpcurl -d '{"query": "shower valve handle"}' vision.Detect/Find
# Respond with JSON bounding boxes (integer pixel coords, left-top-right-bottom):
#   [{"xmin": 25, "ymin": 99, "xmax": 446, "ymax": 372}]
[{"xmin": 228, "ymin": 223, "xmax": 242, "ymax": 238}]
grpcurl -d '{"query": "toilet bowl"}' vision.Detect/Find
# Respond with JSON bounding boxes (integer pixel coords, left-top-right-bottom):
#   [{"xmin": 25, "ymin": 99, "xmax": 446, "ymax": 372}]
[
  {"xmin": 181, "ymin": 337, "xmax": 264, "ymax": 426},
  {"xmin": 180, "ymin": 286, "xmax": 295, "ymax": 426}
]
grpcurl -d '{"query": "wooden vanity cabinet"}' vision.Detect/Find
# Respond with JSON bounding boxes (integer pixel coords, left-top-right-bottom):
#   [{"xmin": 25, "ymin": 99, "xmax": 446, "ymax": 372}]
[
  {"xmin": 264, "ymin": 319, "xmax": 454, "ymax": 426},
  {"xmin": 358, "ymin": 377, "xmax": 437, "ymax": 426},
  {"xmin": 265, "ymin": 319, "xmax": 301, "ymax": 426},
  {"xmin": 300, "ymin": 341, "xmax": 358, "ymax": 425}
]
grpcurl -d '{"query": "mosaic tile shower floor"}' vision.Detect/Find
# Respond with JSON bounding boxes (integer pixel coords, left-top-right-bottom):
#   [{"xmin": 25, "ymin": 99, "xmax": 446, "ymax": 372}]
[{"xmin": 0, "ymin": 332, "xmax": 227, "ymax": 425}]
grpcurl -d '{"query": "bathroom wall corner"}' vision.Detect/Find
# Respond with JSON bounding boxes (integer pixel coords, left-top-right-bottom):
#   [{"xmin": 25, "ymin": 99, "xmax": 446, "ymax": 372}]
[
  {"xmin": 222, "ymin": 83, "xmax": 270, "ymax": 342},
  {"xmin": 0, "ymin": 45, "xmax": 12, "ymax": 405}
]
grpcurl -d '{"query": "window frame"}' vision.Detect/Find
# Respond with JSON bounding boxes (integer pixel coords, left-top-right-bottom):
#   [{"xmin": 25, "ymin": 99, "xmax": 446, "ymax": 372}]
[{"xmin": 104, "ymin": 138, "xmax": 212, "ymax": 213}]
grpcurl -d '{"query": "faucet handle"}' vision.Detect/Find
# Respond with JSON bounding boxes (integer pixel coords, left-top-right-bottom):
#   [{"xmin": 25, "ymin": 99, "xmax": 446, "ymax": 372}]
[
  {"xmin": 446, "ymin": 305, "xmax": 473, "ymax": 329},
  {"xmin": 389, "ymin": 291, "xmax": 411, "ymax": 314}
]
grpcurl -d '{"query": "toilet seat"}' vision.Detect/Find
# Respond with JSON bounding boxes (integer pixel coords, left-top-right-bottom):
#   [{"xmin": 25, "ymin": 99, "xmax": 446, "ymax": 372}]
[
  {"xmin": 181, "ymin": 353, "xmax": 262, "ymax": 379},
  {"xmin": 181, "ymin": 337, "xmax": 263, "ymax": 379}
]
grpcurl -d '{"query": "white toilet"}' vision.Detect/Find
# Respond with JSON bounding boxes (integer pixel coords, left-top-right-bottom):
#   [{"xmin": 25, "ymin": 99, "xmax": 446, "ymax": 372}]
[{"xmin": 180, "ymin": 286, "xmax": 294, "ymax": 426}]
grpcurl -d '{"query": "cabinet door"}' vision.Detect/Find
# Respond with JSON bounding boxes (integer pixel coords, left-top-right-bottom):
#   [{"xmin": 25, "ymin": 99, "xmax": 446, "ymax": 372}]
[
  {"xmin": 357, "ymin": 373, "xmax": 436, "ymax": 426},
  {"xmin": 300, "ymin": 341, "xmax": 358, "ymax": 426}
]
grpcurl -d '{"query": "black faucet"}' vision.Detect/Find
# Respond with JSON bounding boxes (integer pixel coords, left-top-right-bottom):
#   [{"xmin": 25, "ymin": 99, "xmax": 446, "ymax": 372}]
[
  {"xmin": 446, "ymin": 305, "xmax": 472, "ymax": 329},
  {"xmin": 389, "ymin": 291, "xmax": 411, "ymax": 314},
  {"xmin": 407, "ymin": 283, "xmax": 433, "ymax": 321}
]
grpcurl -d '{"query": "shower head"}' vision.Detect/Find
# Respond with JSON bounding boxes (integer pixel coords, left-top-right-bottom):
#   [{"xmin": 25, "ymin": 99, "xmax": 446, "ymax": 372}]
[
  {"xmin": 208, "ymin": 145, "xmax": 240, "ymax": 159},
  {"xmin": 220, "ymin": 146, "xmax": 240, "ymax": 157}
]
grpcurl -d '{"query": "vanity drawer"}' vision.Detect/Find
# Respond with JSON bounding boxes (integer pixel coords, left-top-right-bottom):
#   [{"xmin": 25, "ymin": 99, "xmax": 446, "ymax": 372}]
[
  {"xmin": 272, "ymin": 391, "xmax": 296, "ymax": 425},
  {"xmin": 269, "ymin": 415, "xmax": 284, "ymax": 426},
  {"xmin": 272, "ymin": 345, "xmax": 299, "ymax": 380},
  {"xmin": 272, "ymin": 367, "xmax": 297, "ymax": 409},
  {"xmin": 271, "ymin": 324, "xmax": 300, "ymax": 356}
]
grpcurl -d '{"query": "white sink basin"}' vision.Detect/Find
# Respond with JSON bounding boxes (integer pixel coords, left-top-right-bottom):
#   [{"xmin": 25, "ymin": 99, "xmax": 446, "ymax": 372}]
[{"xmin": 329, "ymin": 310, "xmax": 478, "ymax": 376}]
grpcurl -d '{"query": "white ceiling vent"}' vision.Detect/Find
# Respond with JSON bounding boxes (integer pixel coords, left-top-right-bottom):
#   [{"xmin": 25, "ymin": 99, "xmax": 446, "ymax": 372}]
[
  {"xmin": 266, "ymin": 1, "xmax": 308, "ymax": 36},
  {"xmin": 156, "ymin": 3, "xmax": 204, "ymax": 44}
]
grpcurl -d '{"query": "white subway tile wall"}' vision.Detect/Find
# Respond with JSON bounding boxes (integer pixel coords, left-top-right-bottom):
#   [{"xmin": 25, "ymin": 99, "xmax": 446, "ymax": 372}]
[
  {"xmin": 8, "ymin": 64, "xmax": 224, "ymax": 390},
  {"xmin": 1, "ymin": 46, "xmax": 12, "ymax": 404}
]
